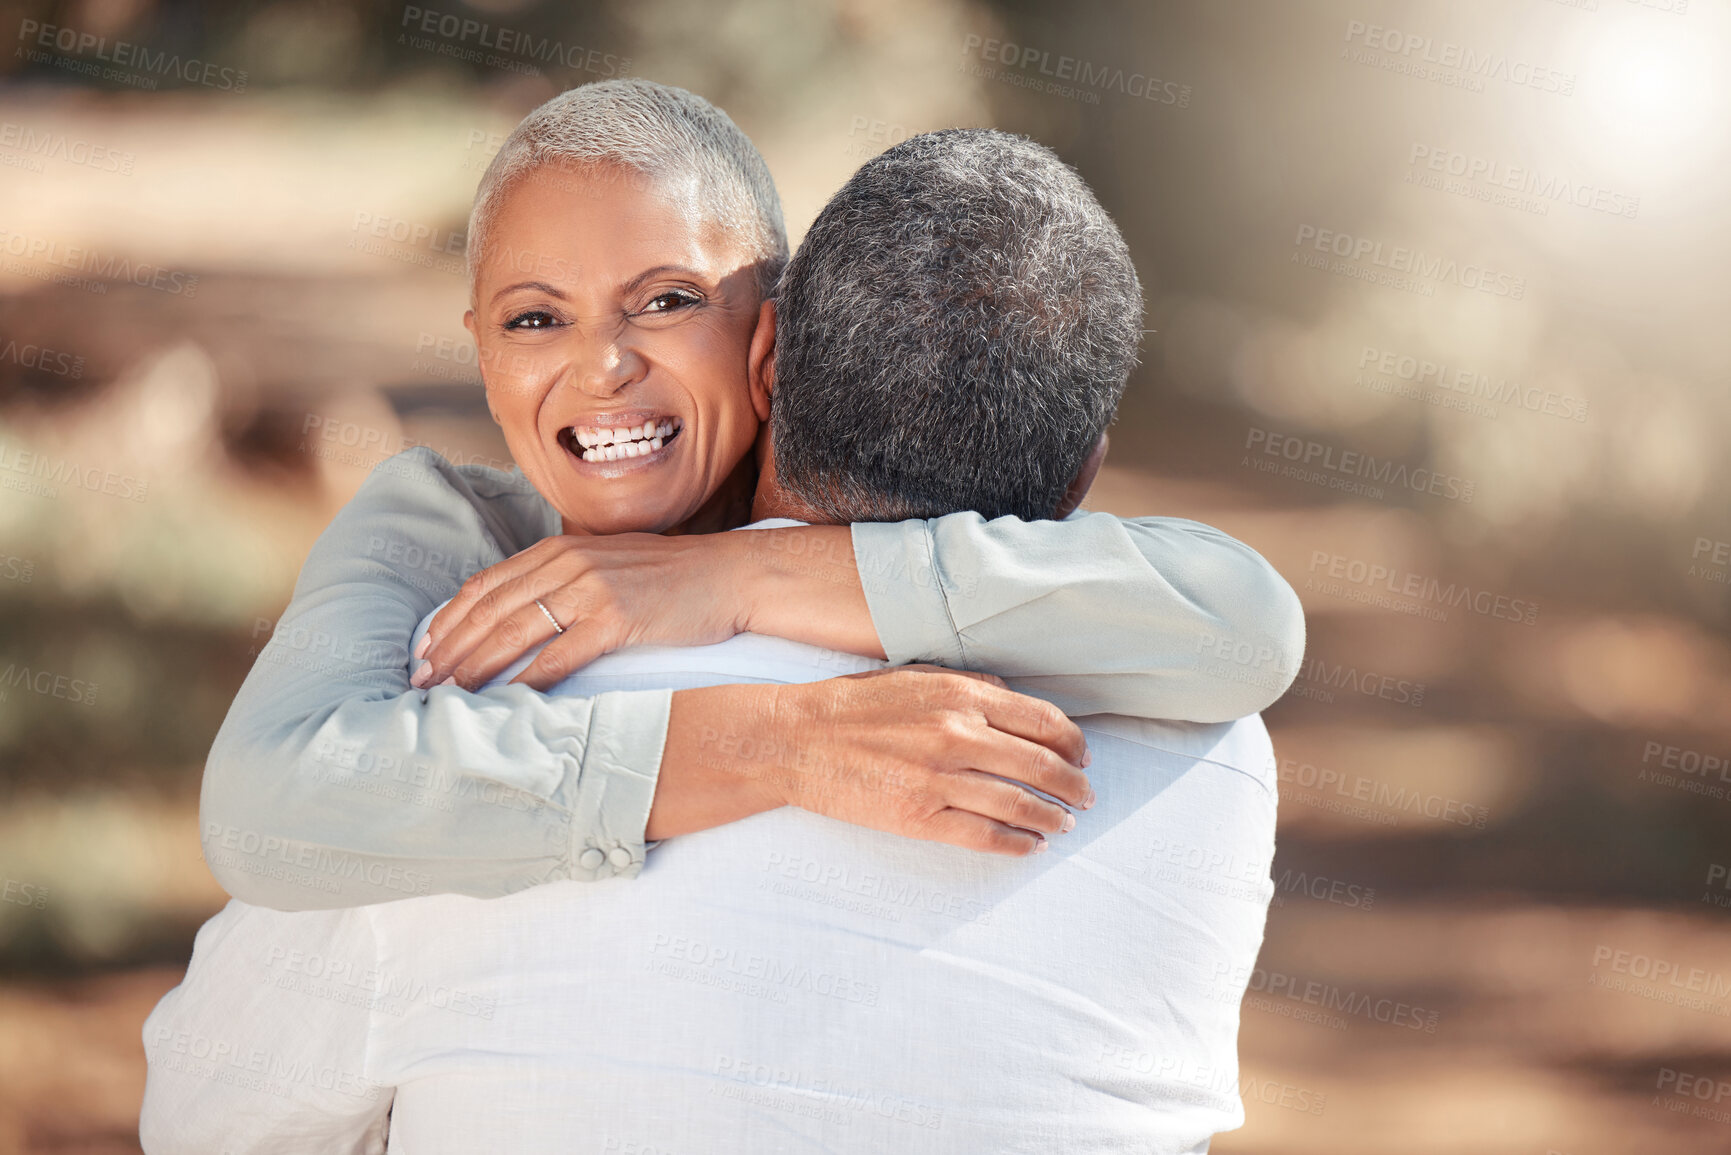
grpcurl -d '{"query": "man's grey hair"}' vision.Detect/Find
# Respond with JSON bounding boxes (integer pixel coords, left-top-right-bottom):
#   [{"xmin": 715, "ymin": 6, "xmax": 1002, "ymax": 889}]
[
  {"xmin": 771, "ymin": 129, "xmax": 1143, "ymax": 523},
  {"xmin": 467, "ymin": 79, "xmax": 788, "ymax": 298}
]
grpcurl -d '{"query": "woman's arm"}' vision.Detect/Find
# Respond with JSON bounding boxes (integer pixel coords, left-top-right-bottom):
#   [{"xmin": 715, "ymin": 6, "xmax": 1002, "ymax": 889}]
[
  {"xmin": 844, "ymin": 512, "xmax": 1306, "ymax": 721},
  {"xmin": 200, "ymin": 448, "xmax": 669, "ymax": 910},
  {"xmin": 204, "ymin": 450, "xmax": 1089, "ymax": 912},
  {"xmin": 420, "ymin": 513, "xmax": 1305, "ymax": 724}
]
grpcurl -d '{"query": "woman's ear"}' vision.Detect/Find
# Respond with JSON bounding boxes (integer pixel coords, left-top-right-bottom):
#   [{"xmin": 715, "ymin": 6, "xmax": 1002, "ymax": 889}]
[
  {"xmin": 747, "ymin": 297, "xmax": 776, "ymax": 423},
  {"xmin": 1054, "ymin": 432, "xmax": 1109, "ymax": 519}
]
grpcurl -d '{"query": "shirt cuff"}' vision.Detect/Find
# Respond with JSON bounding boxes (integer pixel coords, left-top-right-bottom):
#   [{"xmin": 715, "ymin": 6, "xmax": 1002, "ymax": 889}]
[
  {"xmin": 565, "ymin": 688, "xmax": 671, "ymax": 880},
  {"xmin": 850, "ymin": 519, "xmax": 965, "ymax": 668}
]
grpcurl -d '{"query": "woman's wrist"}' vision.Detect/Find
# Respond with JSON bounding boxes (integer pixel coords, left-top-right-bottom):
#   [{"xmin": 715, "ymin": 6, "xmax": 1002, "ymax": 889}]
[
  {"xmin": 645, "ymin": 683, "xmax": 793, "ymax": 840},
  {"xmin": 730, "ymin": 526, "xmax": 885, "ymax": 658}
]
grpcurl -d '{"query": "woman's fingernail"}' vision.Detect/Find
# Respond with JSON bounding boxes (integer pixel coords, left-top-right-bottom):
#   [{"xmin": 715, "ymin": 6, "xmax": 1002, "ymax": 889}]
[
  {"xmin": 410, "ymin": 660, "xmax": 432, "ymax": 687},
  {"xmin": 1033, "ymin": 837, "xmax": 1049, "ymax": 854},
  {"xmin": 1082, "ymin": 748, "xmax": 1092, "ymax": 768},
  {"xmin": 1084, "ymin": 789, "xmax": 1097, "ymax": 810},
  {"xmin": 438, "ymin": 675, "xmax": 457, "ymax": 688},
  {"xmin": 1061, "ymin": 814, "xmax": 1076, "ymax": 833},
  {"xmin": 413, "ymin": 633, "xmax": 431, "ymax": 660}
]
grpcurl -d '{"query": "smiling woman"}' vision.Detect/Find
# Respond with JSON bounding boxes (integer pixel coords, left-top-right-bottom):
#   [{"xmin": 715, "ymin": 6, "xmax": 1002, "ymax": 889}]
[
  {"xmin": 192, "ymin": 78, "xmax": 1305, "ymax": 915},
  {"xmin": 467, "ymin": 161, "xmax": 766, "ymax": 537}
]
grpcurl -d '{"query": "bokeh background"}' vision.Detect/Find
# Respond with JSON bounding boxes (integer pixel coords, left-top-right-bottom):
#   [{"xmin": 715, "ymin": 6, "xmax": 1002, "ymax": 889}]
[{"xmin": 2, "ymin": 0, "xmax": 1729, "ymax": 1150}]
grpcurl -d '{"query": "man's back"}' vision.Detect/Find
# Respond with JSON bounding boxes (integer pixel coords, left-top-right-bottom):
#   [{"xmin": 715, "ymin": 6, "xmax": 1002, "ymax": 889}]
[{"xmin": 363, "ymin": 628, "xmax": 1277, "ymax": 1154}]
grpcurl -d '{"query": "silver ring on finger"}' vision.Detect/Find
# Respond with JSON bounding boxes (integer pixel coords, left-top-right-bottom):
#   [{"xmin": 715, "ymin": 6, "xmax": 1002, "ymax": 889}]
[{"xmin": 533, "ymin": 598, "xmax": 566, "ymax": 635}]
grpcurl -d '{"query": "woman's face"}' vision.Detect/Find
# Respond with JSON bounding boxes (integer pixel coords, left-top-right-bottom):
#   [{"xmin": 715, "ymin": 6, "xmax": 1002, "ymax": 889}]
[{"xmin": 465, "ymin": 163, "xmax": 768, "ymax": 537}]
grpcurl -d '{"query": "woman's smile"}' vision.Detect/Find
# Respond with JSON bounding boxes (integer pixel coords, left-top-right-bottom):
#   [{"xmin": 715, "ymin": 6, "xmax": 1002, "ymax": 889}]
[{"xmin": 556, "ymin": 414, "xmax": 685, "ymax": 469}]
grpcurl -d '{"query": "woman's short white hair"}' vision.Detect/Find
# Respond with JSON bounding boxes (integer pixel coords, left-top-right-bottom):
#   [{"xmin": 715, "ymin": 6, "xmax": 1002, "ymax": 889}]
[{"xmin": 467, "ymin": 79, "xmax": 788, "ymax": 298}]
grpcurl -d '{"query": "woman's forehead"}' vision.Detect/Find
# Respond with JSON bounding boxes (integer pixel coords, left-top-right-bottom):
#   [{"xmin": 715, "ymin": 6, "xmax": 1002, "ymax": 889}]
[{"xmin": 479, "ymin": 165, "xmax": 747, "ymax": 285}]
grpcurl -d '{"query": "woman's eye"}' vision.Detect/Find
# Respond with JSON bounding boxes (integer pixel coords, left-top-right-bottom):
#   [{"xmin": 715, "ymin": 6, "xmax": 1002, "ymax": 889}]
[
  {"xmin": 504, "ymin": 310, "xmax": 560, "ymax": 330},
  {"xmin": 640, "ymin": 291, "xmax": 700, "ymax": 314}
]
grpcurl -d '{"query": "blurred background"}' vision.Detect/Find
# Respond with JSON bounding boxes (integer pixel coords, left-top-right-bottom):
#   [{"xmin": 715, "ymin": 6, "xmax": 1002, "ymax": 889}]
[{"xmin": 1, "ymin": 0, "xmax": 1728, "ymax": 1150}]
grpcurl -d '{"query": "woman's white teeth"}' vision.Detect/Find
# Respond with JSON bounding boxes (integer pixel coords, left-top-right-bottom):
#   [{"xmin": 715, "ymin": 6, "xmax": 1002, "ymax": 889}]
[{"xmin": 572, "ymin": 417, "xmax": 680, "ymax": 463}]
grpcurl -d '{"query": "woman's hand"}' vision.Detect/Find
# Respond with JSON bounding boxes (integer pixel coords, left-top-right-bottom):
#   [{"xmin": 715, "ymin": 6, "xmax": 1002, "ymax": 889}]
[
  {"xmin": 412, "ymin": 527, "xmax": 881, "ymax": 690},
  {"xmin": 652, "ymin": 666, "xmax": 1095, "ymax": 856},
  {"xmin": 413, "ymin": 533, "xmax": 748, "ymax": 690}
]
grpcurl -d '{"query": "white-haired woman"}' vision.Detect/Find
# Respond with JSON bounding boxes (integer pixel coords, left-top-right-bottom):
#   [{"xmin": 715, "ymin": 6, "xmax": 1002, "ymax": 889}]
[{"xmin": 199, "ymin": 79, "xmax": 1303, "ymax": 912}]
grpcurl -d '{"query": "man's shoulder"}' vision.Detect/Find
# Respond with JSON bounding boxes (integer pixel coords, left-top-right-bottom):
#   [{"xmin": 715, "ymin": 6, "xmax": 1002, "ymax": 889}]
[{"xmin": 1079, "ymin": 712, "xmax": 1275, "ymax": 794}]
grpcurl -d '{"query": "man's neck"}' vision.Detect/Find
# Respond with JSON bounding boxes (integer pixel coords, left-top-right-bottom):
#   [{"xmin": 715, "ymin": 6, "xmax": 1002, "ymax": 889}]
[
  {"xmin": 748, "ymin": 434, "xmax": 835, "ymax": 525},
  {"xmin": 749, "ymin": 482, "xmax": 828, "ymax": 525}
]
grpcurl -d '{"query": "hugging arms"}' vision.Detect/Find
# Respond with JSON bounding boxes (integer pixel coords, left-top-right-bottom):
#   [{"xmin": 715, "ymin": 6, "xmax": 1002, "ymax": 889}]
[
  {"xmin": 202, "ymin": 452, "xmax": 1302, "ymax": 910},
  {"xmin": 197, "ymin": 79, "xmax": 1304, "ymax": 915}
]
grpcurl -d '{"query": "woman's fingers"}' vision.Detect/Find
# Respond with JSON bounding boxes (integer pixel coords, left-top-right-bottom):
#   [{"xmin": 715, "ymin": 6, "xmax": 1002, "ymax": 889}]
[
  {"xmin": 917, "ymin": 808, "xmax": 1048, "ymax": 857},
  {"xmin": 936, "ymin": 769, "xmax": 1074, "ymax": 838},
  {"xmin": 965, "ymin": 684, "xmax": 1092, "ymax": 777},
  {"xmin": 951, "ymin": 722, "xmax": 1094, "ymax": 813},
  {"xmin": 426, "ymin": 537, "xmax": 564, "ymax": 646},
  {"xmin": 507, "ymin": 629, "xmax": 617, "ymax": 690},
  {"xmin": 416, "ymin": 562, "xmax": 574, "ymax": 688}
]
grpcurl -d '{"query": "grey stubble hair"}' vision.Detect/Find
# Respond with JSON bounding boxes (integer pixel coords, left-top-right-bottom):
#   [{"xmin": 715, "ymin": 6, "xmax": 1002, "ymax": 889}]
[{"xmin": 771, "ymin": 129, "xmax": 1144, "ymax": 523}]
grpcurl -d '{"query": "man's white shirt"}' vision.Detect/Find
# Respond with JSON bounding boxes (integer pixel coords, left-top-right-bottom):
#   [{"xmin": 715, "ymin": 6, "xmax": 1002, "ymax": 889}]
[{"xmin": 145, "ymin": 569, "xmax": 1278, "ymax": 1153}]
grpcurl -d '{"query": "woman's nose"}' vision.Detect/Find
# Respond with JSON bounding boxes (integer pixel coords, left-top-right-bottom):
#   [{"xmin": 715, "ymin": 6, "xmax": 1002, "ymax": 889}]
[{"xmin": 567, "ymin": 336, "xmax": 646, "ymax": 398}]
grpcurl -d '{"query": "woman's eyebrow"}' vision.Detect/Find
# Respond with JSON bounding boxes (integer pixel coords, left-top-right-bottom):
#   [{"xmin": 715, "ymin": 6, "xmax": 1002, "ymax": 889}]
[
  {"xmin": 620, "ymin": 265, "xmax": 707, "ymax": 296},
  {"xmin": 490, "ymin": 280, "xmax": 568, "ymax": 304}
]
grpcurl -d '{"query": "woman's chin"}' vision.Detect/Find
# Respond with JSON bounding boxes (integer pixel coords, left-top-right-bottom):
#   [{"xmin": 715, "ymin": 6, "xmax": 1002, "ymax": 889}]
[{"xmin": 553, "ymin": 484, "xmax": 696, "ymax": 538}]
